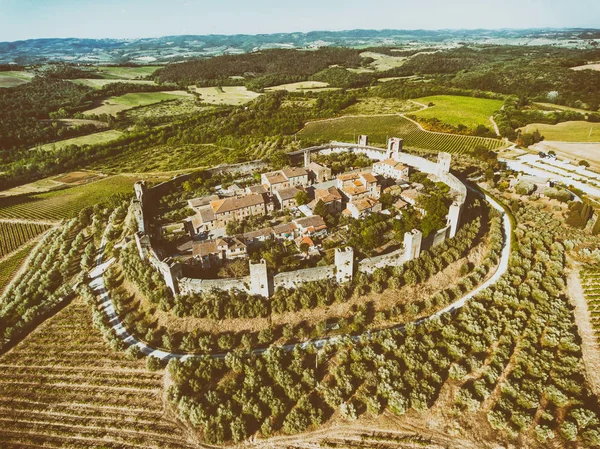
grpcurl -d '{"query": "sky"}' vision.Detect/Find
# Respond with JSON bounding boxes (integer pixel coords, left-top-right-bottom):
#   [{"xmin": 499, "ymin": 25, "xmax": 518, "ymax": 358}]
[{"xmin": 0, "ymin": 0, "xmax": 599, "ymax": 42}]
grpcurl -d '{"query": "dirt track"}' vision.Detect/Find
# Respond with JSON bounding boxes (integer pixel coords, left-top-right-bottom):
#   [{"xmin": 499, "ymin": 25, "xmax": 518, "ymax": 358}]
[{"xmin": 567, "ymin": 268, "xmax": 600, "ymax": 397}]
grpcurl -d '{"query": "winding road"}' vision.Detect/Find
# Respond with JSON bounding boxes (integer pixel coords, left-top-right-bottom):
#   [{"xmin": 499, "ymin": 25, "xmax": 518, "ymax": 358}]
[{"xmin": 89, "ymin": 188, "xmax": 512, "ymax": 360}]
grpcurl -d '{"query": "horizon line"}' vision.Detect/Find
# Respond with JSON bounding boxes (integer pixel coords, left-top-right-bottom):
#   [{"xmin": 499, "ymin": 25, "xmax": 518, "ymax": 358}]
[{"xmin": 1, "ymin": 26, "xmax": 599, "ymax": 45}]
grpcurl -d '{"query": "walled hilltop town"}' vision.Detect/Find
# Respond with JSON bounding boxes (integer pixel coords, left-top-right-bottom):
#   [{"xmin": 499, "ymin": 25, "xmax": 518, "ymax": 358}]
[{"xmin": 132, "ymin": 136, "xmax": 466, "ymax": 298}]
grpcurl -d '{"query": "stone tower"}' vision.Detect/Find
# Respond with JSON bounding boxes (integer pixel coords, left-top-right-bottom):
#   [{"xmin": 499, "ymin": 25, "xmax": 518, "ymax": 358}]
[
  {"xmin": 304, "ymin": 150, "xmax": 311, "ymax": 168},
  {"xmin": 335, "ymin": 247, "xmax": 354, "ymax": 284},
  {"xmin": 160, "ymin": 257, "xmax": 182, "ymax": 295},
  {"xmin": 386, "ymin": 137, "xmax": 403, "ymax": 160},
  {"xmin": 358, "ymin": 135, "xmax": 369, "ymax": 146},
  {"xmin": 447, "ymin": 201, "xmax": 462, "ymax": 238},
  {"xmin": 403, "ymin": 229, "xmax": 422, "ymax": 262},
  {"xmin": 250, "ymin": 259, "xmax": 270, "ymax": 297},
  {"xmin": 437, "ymin": 152, "xmax": 451, "ymax": 177},
  {"xmin": 134, "ymin": 181, "xmax": 146, "ymax": 204}
]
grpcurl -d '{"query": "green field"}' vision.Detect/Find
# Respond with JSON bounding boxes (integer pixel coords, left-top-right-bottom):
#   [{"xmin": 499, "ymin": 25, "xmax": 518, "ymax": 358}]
[
  {"xmin": 0, "ymin": 71, "xmax": 34, "ymax": 88},
  {"xmin": 95, "ymin": 65, "xmax": 162, "ymax": 79},
  {"xmin": 0, "ymin": 242, "xmax": 34, "ymax": 293},
  {"xmin": 0, "ymin": 176, "xmax": 137, "ymax": 221},
  {"xmin": 191, "ymin": 86, "xmax": 261, "ymax": 105},
  {"xmin": 520, "ymin": 121, "xmax": 600, "ymax": 142},
  {"xmin": 299, "ymin": 115, "xmax": 507, "ymax": 153},
  {"xmin": 28, "ymin": 130, "xmax": 124, "ymax": 152},
  {"xmin": 412, "ymin": 95, "xmax": 504, "ymax": 128},
  {"xmin": 83, "ymin": 91, "xmax": 192, "ymax": 116}
]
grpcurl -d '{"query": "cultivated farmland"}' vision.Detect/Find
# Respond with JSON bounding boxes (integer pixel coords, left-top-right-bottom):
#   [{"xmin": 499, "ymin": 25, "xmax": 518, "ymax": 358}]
[
  {"xmin": 0, "ymin": 176, "xmax": 137, "ymax": 221},
  {"xmin": 580, "ymin": 266, "xmax": 600, "ymax": 342},
  {"xmin": 0, "ymin": 71, "xmax": 34, "ymax": 88},
  {"xmin": 0, "ymin": 242, "xmax": 34, "ymax": 293},
  {"xmin": 412, "ymin": 95, "xmax": 504, "ymax": 128},
  {"xmin": 520, "ymin": 121, "xmax": 600, "ymax": 142},
  {"xmin": 0, "ymin": 298, "xmax": 196, "ymax": 449},
  {"xmin": 299, "ymin": 115, "xmax": 507, "ymax": 153},
  {"xmin": 83, "ymin": 91, "xmax": 193, "ymax": 116},
  {"xmin": 96, "ymin": 65, "xmax": 162, "ymax": 79},
  {"xmin": 28, "ymin": 130, "xmax": 124, "ymax": 152},
  {"xmin": 0, "ymin": 221, "xmax": 51, "ymax": 258}
]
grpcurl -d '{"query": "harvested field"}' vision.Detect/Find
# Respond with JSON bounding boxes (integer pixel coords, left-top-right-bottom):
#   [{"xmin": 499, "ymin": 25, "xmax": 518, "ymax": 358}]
[
  {"xmin": 531, "ymin": 141, "xmax": 600, "ymax": 170},
  {"xmin": 53, "ymin": 171, "xmax": 105, "ymax": 185},
  {"xmin": 266, "ymin": 81, "xmax": 337, "ymax": 92},
  {"xmin": 571, "ymin": 63, "xmax": 600, "ymax": 71},
  {"xmin": 191, "ymin": 85, "xmax": 261, "ymax": 105},
  {"xmin": 0, "ymin": 298, "xmax": 196, "ymax": 449},
  {"xmin": 520, "ymin": 121, "xmax": 600, "ymax": 142}
]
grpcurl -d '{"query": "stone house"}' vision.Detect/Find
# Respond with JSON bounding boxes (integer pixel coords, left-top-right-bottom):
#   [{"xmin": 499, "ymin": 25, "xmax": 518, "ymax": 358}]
[
  {"xmin": 275, "ymin": 186, "xmax": 302, "ymax": 210},
  {"xmin": 372, "ymin": 159, "xmax": 410, "ymax": 180}
]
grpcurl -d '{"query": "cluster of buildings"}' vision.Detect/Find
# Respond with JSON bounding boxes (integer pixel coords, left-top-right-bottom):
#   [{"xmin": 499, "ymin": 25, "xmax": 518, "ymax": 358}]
[
  {"xmin": 190, "ymin": 215, "xmax": 328, "ymax": 268},
  {"xmin": 179, "ymin": 136, "xmax": 435, "ymax": 269}
]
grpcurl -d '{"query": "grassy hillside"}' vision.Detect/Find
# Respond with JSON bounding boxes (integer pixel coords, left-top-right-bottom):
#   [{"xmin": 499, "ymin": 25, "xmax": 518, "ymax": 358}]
[{"xmin": 299, "ymin": 115, "xmax": 506, "ymax": 153}]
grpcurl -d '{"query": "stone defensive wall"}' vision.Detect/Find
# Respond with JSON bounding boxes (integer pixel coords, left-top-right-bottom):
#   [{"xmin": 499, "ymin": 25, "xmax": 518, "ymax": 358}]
[{"xmin": 133, "ymin": 140, "xmax": 469, "ymax": 298}]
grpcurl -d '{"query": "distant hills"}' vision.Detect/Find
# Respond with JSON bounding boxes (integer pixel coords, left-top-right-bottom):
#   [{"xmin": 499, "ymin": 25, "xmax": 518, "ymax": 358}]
[{"xmin": 0, "ymin": 28, "xmax": 598, "ymax": 65}]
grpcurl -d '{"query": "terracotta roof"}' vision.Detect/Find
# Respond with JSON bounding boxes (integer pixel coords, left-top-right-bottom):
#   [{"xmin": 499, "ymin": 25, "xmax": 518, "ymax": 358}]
[
  {"xmin": 276, "ymin": 186, "xmax": 301, "ymax": 201},
  {"xmin": 210, "ymin": 193, "xmax": 265, "ymax": 215},
  {"xmin": 360, "ymin": 172, "xmax": 377, "ymax": 183},
  {"xmin": 192, "ymin": 240, "xmax": 219, "ymax": 257},
  {"xmin": 188, "ymin": 194, "xmax": 220, "ymax": 209},
  {"xmin": 242, "ymin": 227, "xmax": 273, "ymax": 239},
  {"xmin": 394, "ymin": 199, "xmax": 408, "ymax": 209},
  {"xmin": 400, "ymin": 189, "xmax": 423, "ymax": 202},
  {"xmin": 351, "ymin": 197, "xmax": 379, "ymax": 212},
  {"xmin": 198, "ymin": 207, "xmax": 216, "ymax": 223},
  {"xmin": 342, "ymin": 184, "xmax": 367, "ymax": 196},
  {"xmin": 282, "ymin": 167, "xmax": 308, "ymax": 178},
  {"xmin": 296, "ymin": 236, "xmax": 315, "ymax": 248},
  {"xmin": 376, "ymin": 158, "xmax": 407, "ymax": 170},
  {"xmin": 294, "ymin": 215, "xmax": 327, "ymax": 232},
  {"xmin": 226, "ymin": 237, "xmax": 247, "ymax": 251},
  {"xmin": 337, "ymin": 173, "xmax": 359, "ymax": 182},
  {"xmin": 273, "ymin": 222, "xmax": 296, "ymax": 235},
  {"xmin": 263, "ymin": 171, "xmax": 288, "ymax": 185},
  {"xmin": 315, "ymin": 186, "xmax": 342, "ymax": 203},
  {"xmin": 246, "ymin": 184, "xmax": 268, "ymax": 194}
]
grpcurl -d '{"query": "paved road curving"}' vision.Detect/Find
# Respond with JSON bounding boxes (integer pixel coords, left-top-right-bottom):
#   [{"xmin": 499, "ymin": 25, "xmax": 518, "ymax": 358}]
[{"xmin": 89, "ymin": 188, "xmax": 512, "ymax": 360}]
